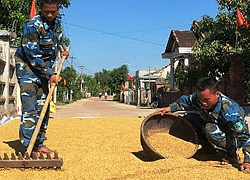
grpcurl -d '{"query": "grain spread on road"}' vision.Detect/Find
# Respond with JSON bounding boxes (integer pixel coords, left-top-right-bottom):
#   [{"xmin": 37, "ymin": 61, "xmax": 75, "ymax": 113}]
[{"xmin": 0, "ymin": 117, "xmax": 249, "ymax": 179}]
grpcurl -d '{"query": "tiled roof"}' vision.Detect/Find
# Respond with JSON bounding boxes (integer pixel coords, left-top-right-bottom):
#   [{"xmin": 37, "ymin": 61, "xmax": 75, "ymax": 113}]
[{"xmin": 164, "ymin": 30, "xmax": 198, "ymax": 53}]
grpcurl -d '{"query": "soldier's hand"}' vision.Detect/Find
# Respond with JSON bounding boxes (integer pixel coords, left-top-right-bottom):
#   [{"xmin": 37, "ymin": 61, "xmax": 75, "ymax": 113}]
[
  {"xmin": 240, "ymin": 162, "xmax": 250, "ymax": 171},
  {"xmin": 50, "ymin": 74, "xmax": 62, "ymax": 86},
  {"xmin": 60, "ymin": 51, "xmax": 69, "ymax": 59},
  {"xmin": 155, "ymin": 107, "xmax": 171, "ymax": 116}
]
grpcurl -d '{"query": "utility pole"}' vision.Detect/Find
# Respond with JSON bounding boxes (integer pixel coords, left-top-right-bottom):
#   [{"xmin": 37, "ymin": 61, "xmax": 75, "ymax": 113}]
[
  {"xmin": 148, "ymin": 66, "xmax": 151, "ymax": 106},
  {"xmin": 69, "ymin": 56, "xmax": 76, "ymax": 101},
  {"xmin": 69, "ymin": 56, "xmax": 76, "ymax": 68},
  {"xmin": 53, "ymin": 53, "xmax": 59, "ymax": 103},
  {"xmin": 79, "ymin": 65, "xmax": 84, "ymax": 75},
  {"xmin": 79, "ymin": 65, "xmax": 84, "ymax": 93}
]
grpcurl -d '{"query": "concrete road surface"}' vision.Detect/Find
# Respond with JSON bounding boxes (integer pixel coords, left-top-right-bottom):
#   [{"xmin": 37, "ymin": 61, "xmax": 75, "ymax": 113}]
[
  {"xmin": 52, "ymin": 96, "xmax": 156, "ymax": 118},
  {"xmin": 52, "ymin": 96, "xmax": 250, "ymax": 124}
]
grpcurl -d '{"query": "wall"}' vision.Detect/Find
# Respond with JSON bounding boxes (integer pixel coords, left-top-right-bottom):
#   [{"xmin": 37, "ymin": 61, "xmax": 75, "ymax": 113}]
[
  {"xmin": 0, "ymin": 30, "xmax": 17, "ymax": 119},
  {"xmin": 180, "ymin": 54, "xmax": 245, "ymax": 105},
  {"xmin": 161, "ymin": 91, "xmax": 181, "ymax": 107},
  {"xmin": 226, "ymin": 55, "xmax": 245, "ymax": 104}
]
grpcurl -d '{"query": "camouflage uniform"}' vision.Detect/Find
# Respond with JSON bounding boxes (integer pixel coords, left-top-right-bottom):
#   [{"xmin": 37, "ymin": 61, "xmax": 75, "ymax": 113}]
[
  {"xmin": 15, "ymin": 15, "xmax": 64, "ymax": 149},
  {"xmin": 169, "ymin": 92, "xmax": 250, "ymax": 162}
]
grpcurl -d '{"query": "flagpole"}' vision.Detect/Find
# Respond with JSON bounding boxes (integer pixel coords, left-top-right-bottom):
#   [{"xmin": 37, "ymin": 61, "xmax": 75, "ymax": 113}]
[{"xmin": 235, "ymin": 24, "xmax": 238, "ymax": 54}]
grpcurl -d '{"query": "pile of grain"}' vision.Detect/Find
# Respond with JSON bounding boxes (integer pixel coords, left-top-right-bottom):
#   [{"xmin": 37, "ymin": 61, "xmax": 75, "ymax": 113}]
[
  {"xmin": 147, "ymin": 133, "xmax": 197, "ymax": 158},
  {"xmin": 0, "ymin": 117, "xmax": 249, "ymax": 180}
]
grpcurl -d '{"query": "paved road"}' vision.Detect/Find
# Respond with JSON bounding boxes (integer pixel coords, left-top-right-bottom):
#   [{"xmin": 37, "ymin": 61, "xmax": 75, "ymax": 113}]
[
  {"xmin": 52, "ymin": 96, "xmax": 156, "ymax": 118},
  {"xmin": 52, "ymin": 96, "xmax": 250, "ymax": 124}
]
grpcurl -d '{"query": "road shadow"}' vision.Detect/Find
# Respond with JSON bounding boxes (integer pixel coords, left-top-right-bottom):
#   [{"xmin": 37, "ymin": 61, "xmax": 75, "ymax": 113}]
[{"xmin": 3, "ymin": 139, "xmax": 26, "ymax": 156}]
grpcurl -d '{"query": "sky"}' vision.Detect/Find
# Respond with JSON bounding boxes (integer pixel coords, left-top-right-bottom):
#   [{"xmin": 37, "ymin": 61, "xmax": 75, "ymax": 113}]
[{"xmin": 61, "ymin": 0, "xmax": 219, "ymax": 76}]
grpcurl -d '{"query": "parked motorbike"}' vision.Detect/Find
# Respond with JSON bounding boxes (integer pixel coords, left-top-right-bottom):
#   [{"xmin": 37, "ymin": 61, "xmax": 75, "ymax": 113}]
[{"xmin": 150, "ymin": 93, "xmax": 162, "ymax": 109}]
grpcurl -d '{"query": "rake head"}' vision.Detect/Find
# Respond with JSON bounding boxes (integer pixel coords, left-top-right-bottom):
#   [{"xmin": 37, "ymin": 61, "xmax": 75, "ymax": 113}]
[{"xmin": 0, "ymin": 152, "xmax": 63, "ymax": 168}]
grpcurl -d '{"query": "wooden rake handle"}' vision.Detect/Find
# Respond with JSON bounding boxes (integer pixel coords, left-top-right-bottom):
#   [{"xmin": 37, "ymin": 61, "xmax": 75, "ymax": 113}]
[{"xmin": 26, "ymin": 46, "xmax": 70, "ymax": 156}]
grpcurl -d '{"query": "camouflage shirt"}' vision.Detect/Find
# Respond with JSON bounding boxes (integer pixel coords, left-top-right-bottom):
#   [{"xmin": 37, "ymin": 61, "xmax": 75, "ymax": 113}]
[
  {"xmin": 15, "ymin": 14, "xmax": 64, "ymax": 84},
  {"xmin": 170, "ymin": 92, "xmax": 250, "ymax": 161},
  {"xmin": 170, "ymin": 92, "xmax": 246, "ymax": 127}
]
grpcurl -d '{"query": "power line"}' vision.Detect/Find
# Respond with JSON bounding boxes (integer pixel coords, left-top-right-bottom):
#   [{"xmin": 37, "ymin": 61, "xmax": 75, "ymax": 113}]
[
  {"xmin": 65, "ymin": 22, "xmax": 165, "ymax": 47},
  {"xmin": 61, "ymin": 8, "xmax": 82, "ymax": 73},
  {"xmin": 61, "ymin": 9, "xmax": 172, "ymax": 75},
  {"xmin": 67, "ymin": 24, "xmax": 190, "ymax": 37}
]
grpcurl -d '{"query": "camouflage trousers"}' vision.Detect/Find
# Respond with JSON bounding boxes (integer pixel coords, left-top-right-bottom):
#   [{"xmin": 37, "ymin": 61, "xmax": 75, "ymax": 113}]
[
  {"xmin": 204, "ymin": 123, "xmax": 227, "ymax": 149},
  {"xmin": 184, "ymin": 113, "xmax": 250, "ymax": 161},
  {"xmin": 18, "ymin": 79, "xmax": 50, "ymax": 149},
  {"xmin": 204, "ymin": 122, "xmax": 250, "ymax": 160}
]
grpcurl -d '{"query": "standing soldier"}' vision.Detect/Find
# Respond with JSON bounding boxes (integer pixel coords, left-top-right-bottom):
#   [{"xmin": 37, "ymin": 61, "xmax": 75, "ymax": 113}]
[{"xmin": 15, "ymin": 0, "xmax": 69, "ymax": 154}]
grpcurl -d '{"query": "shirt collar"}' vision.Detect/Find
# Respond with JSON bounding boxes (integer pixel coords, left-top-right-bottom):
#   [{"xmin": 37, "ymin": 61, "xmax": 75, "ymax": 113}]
[
  {"xmin": 40, "ymin": 15, "xmax": 60, "ymax": 31},
  {"xmin": 209, "ymin": 92, "xmax": 222, "ymax": 119}
]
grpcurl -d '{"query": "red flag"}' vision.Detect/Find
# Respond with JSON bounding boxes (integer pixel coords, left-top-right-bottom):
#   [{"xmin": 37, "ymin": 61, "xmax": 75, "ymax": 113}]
[
  {"xmin": 244, "ymin": 20, "xmax": 250, "ymax": 29},
  {"xmin": 131, "ymin": 81, "xmax": 134, "ymax": 89},
  {"xmin": 236, "ymin": 8, "xmax": 244, "ymax": 26},
  {"xmin": 30, "ymin": 0, "xmax": 36, "ymax": 18},
  {"xmin": 126, "ymin": 74, "xmax": 133, "ymax": 81},
  {"xmin": 236, "ymin": 8, "xmax": 249, "ymax": 29},
  {"xmin": 121, "ymin": 83, "xmax": 125, "ymax": 90}
]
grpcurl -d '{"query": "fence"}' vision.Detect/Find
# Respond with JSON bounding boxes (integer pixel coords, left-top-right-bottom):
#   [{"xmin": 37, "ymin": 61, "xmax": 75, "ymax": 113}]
[{"xmin": 0, "ymin": 30, "xmax": 18, "ymax": 121}]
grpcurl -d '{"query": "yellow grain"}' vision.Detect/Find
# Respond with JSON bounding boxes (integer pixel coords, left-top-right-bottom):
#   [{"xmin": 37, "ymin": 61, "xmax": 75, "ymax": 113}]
[
  {"xmin": 0, "ymin": 118, "xmax": 249, "ymax": 180},
  {"xmin": 147, "ymin": 133, "xmax": 197, "ymax": 158}
]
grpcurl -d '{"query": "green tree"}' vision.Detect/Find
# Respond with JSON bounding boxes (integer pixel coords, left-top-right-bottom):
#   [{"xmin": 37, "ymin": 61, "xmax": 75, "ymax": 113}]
[
  {"xmin": 182, "ymin": 0, "xmax": 250, "ymax": 95},
  {"xmin": 109, "ymin": 64, "xmax": 128, "ymax": 100},
  {"xmin": 57, "ymin": 64, "xmax": 129, "ymax": 101},
  {"xmin": 58, "ymin": 67, "xmax": 81, "ymax": 101},
  {"xmin": 0, "ymin": 0, "xmax": 29, "ymax": 42},
  {"xmin": 0, "ymin": 0, "xmax": 71, "ymax": 44},
  {"xmin": 191, "ymin": 12, "xmax": 238, "ymax": 78},
  {"xmin": 83, "ymin": 75, "xmax": 100, "ymax": 97},
  {"xmin": 94, "ymin": 69, "xmax": 111, "ymax": 93}
]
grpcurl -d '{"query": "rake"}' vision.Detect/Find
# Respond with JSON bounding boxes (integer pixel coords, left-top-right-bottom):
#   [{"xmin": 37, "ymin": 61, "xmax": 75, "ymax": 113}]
[{"xmin": 0, "ymin": 47, "xmax": 70, "ymax": 168}]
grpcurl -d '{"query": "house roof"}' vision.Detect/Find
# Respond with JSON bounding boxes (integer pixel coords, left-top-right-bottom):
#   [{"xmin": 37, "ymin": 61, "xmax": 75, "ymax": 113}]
[{"xmin": 163, "ymin": 30, "xmax": 198, "ymax": 53}]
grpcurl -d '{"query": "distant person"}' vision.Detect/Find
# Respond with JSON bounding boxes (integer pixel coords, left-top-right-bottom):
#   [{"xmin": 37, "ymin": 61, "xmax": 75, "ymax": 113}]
[
  {"xmin": 156, "ymin": 77, "xmax": 250, "ymax": 171},
  {"xmin": 15, "ymin": 0, "xmax": 69, "ymax": 154},
  {"xmin": 104, "ymin": 92, "xmax": 108, "ymax": 99}
]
